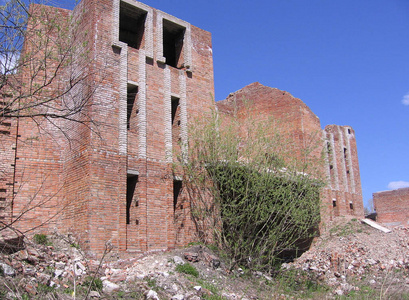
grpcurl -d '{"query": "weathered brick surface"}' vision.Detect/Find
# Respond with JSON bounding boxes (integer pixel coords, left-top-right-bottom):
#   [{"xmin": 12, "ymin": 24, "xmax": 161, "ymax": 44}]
[
  {"xmin": 322, "ymin": 125, "xmax": 364, "ymax": 220},
  {"xmin": 374, "ymin": 188, "xmax": 409, "ymax": 227},
  {"xmin": 1, "ymin": 0, "xmax": 363, "ymax": 255},
  {"xmin": 216, "ymin": 83, "xmax": 364, "ymax": 222},
  {"xmin": 5, "ymin": 0, "xmax": 215, "ymax": 255}
]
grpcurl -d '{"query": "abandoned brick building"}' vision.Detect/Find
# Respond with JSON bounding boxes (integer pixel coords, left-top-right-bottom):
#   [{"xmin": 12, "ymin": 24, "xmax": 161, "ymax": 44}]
[
  {"xmin": 0, "ymin": 0, "xmax": 363, "ymax": 255},
  {"xmin": 373, "ymin": 188, "xmax": 409, "ymax": 228}
]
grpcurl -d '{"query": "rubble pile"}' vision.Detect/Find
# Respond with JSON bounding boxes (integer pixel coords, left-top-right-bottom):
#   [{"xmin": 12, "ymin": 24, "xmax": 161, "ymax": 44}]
[
  {"xmin": 1, "ymin": 218, "xmax": 409, "ymax": 299},
  {"xmin": 286, "ymin": 219, "xmax": 409, "ymax": 295},
  {"xmin": 0, "ymin": 234, "xmax": 260, "ymax": 299},
  {"xmin": 0, "ymin": 232, "xmax": 102, "ymax": 297}
]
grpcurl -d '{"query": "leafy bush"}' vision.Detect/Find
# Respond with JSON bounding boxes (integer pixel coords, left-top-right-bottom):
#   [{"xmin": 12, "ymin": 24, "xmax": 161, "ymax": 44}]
[
  {"xmin": 176, "ymin": 106, "xmax": 323, "ymax": 273},
  {"xmin": 175, "ymin": 263, "xmax": 199, "ymax": 277}
]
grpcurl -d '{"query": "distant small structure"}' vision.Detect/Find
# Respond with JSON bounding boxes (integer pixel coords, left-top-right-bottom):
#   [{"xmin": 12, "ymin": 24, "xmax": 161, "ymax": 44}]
[{"xmin": 373, "ymin": 188, "xmax": 409, "ymax": 227}]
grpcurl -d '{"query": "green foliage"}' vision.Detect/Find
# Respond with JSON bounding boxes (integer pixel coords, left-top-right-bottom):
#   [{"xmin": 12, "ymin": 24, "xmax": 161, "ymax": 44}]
[
  {"xmin": 21, "ymin": 294, "xmax": 30, "ymax": 300},
  {"xmin": 203, "ymin": 295, "xmax": 228, "ymax": 300},
  {"xmin": 207, "ymin": 162, "xmax": 321, "ymax": 270},
  {"xmin": 37, "ymin": 283, "xmax": 55, "ymax": 294},
  {"xmin": 83, "ymin": 276, "xmax": 103, "ymax": 291},
  {"xmin": 329, "ymin": 219, "xmax": 361, "ymax": 237},
  {"xmin": 70, "ymin": 242, "xmax": 80, "ymax": 249},
  {"xmin": 176, "ymin": 106, "xmax": 324, "ymax": 273},
  {"xmin": 33, "ymin": 233, "xmax": 50, "ymax": 245},
  {"xmin": 63, "ymin": 287, "xmax": 74, "ymax": 295},
  {"xmin": 147, "ymin": 277, "xmax": 157, "ymax": 288},
  {"xmin": 175, "ymin": 263, "xmax": 199, "ymax": 277},
  {"xmin": 276, "ymin": 268, "xmax": 329, "ymax": 297}
]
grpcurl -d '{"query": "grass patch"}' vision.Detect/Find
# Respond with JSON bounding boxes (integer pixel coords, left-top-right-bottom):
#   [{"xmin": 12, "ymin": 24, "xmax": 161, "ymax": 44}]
[
  {"xmin": 176, "ymin": 263, "xmax": 199, "ymax": 277},
  {"xmin": 276, "ymin": 268, "xmax": 329, "ymax": 297},
  {"xmin": 83, "ymin": 276, "xmax": 103, "ymax": 291},
  {"xmin": 33, "ymin": 233, "xmax": 51, "ymax": 245}
]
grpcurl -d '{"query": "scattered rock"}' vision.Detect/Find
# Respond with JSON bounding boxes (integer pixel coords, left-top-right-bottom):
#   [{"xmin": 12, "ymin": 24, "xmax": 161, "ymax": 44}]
[
  {"xmin": 173, "ymin": 256, "xmax": 185, "ymax": 265},
  {"xmin": 146, "ymin": 289, "xmax": 160, "ymax": 299},
  {"xmin": 0, "ymin": 262, "xmax": 15, "ymax": 276},
  {"xmin": 184, "ymin": 252, "xmax": 199, "ymax": 262},
  {"xmin": 102, "ymin": 280, "xmax": 120, "ymax": 293},
  {"xmin": 89, "ymin": 290, "xmax": 101, "ymax": 298}
]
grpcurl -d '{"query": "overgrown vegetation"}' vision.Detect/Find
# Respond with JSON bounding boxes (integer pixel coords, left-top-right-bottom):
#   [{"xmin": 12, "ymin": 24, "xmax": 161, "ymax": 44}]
[
  {"xmin": 33, "ymin": 233, "xmax": 49, "ymax": 245},
  {"xmin": 175, "ymin": 262, "xmax": 199, "ymax": 277},
  {"xmin": 176, "ymin": 103, "xmax": 325, "ymax": 273}
]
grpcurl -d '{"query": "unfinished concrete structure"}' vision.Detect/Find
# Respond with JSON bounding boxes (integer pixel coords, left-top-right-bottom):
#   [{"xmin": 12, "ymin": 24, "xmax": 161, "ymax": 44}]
[
  {"xmin": 373, "ymin": 188, "xmax": 409, "ymax": 227},
  {"xmin": 0, "ymin": 0, "xmax": 363, "ymax": 255}
]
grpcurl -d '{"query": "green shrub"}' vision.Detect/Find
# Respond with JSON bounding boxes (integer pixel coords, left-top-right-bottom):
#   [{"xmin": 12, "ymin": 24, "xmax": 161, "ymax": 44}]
[
  {"xmin": 175, "ymin": 263, "xmax": 199, "ymax": 277},
  {"xmin": 33, "ymin": 233, "xmax": 49, "ymax": 245},
  {"xmin": 176, "ymin": 108, "xmax": 323, "ymax": 273}
]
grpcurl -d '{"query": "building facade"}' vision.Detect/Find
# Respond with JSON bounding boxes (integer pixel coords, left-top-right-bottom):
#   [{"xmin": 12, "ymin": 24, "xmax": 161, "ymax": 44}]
[{"xmin": 0, "ymin": 0, "xmax": 363, "ymax": 255}]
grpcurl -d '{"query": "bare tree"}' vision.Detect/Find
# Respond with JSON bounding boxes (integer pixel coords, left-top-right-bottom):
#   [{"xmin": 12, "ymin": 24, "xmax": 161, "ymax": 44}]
[
  {"xmin": 0, "ymin": 0, "xmax": 103, "ymax": 247},
  {"xmin": 1, "ymin": 0, "xmax": 95, "ymax": 126}
]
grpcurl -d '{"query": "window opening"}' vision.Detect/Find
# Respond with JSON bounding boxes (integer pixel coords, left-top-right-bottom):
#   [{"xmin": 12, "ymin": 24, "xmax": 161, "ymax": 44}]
[
  {"xmin": 119, "ymin": 1, "xmax": 147, "ymax": 49},
  {"xmin": 332, "ymin": 200, "xmax": 337, "ymax": 208},
  {"xmin": 163, "ymin": 19, "xmax": 185, "ymax": 68},
  {"xmin": 173, "ymin": 180, "xmax": 182, "ymax": 211},
  {"xmin": 127, "ymin": 86, "xmax": 138, "ymax": 130},
  {"xmin": 349, "ymin": 202, "xmax": 354, "ymax": 210},
  {"xmin": 171, "ymin": 97, "xmax": 180, "ymax": 125},
  {"xmin": 171, "ymin": 96, "xmax": 181, "ymax": 151},
  {"xmin": 343, "ymin": 148, "xmax": 347, "ymax": 159},
  {"xmin": 348, "ymin": 128, "xmax": 351, "ymax": 134},
  {"xmin": 126, "ymin": 174, "xmax": 138, "ymax": 225}
]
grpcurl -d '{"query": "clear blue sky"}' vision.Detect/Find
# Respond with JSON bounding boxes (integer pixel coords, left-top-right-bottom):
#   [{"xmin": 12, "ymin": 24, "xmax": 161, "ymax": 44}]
[{"xmin": 56, "ymin": 0, "xmax": 409, "ymax": 210}]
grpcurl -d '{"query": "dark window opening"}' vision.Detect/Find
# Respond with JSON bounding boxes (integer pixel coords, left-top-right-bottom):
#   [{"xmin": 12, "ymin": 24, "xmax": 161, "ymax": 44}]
[
  {"xmin": 327, "ymin": 142, "xmax": 331, "ymax": 153},
  {"xmin": 0, "ymin": 197, "xmax": 6, "ymax": 201},
  {"xmin": 348, "ymin": 128, "xmax": 351, "ymax": 134},
  {"xmin": 127, "ymin": 86, "xmax": 138, "ymax": 130},
  {"xmin": 346, "ymin": 170, "xmax": 350, "ymax": 174},
  {"xmin": 349, "ymin": 202, "xmax": 354, "ymax": 210},
  {"xmin": 171, "ymin": 96, "xmax": 181, "ymax": 152},
  {"xmin": 171, "ymin": 97, "xmax": 180, "ymax": 125},
  {"xmin": 0, "ymin": 189, "xmax": 6, "ymax": 193},
  {"xmin": 343, "ymin": 148, "xmax": 347, "ymax": 159},
  {"xmin": 119, "ymin": 2, "xmax": 147, "ymax": 49},
  {"xmin": 329, "ymin": 165, "xmax": 333, "ymax": 169},
  {"xmin": 163, "ymin": 19, "xmax": 185, "ymax": 68},
  {"xmin": 332, "ymin": 200, "xmax": 337, "ymax": 207},
  {"xmin": 173, "ymin": 180, "xmax": 182, "ymax": 211},
  {"xmin": 126, "ymin": 174, "xmax": 138, "ymax": 225}
]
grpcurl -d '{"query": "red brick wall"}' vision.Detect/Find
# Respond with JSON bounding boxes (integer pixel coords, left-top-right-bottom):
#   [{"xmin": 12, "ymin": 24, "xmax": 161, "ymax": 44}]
[
  {"xmin": 374, "ymin": 188, "xmax": 409, "ymax": 227},
  {"xmin": 216, "ymin": 82, "xmax": 322, "ymax": 163},
  {"xmin": 2, "ymin": 0, "xmax": 364, "ymax": 255},
  {"xmin": 216, "ymin": 83, "xmax": 364, "ymax": 223}
]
